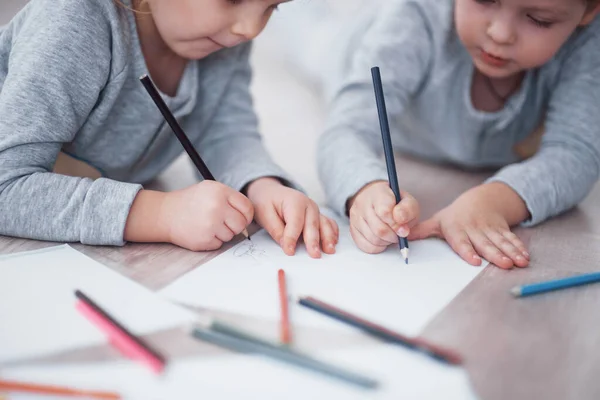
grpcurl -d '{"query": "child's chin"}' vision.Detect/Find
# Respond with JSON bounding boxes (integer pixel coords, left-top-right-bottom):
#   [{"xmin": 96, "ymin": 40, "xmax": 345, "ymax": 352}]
[
  {"xmin": 173, "ymin": 43, "xmax": 223, "ymax": 60},
  {"xmin": 473, "ymin": 60, "xmax": 519, "ymax": 79}
]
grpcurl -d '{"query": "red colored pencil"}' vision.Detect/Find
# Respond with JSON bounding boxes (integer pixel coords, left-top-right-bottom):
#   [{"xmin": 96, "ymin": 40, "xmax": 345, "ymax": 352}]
[
  {"xmin": 0, "ymin": 379, "xmax": 121, "ymax": 399},
  {"xmin": 278, "ymin": 269, "xmax": 292, "ymax": 345}
]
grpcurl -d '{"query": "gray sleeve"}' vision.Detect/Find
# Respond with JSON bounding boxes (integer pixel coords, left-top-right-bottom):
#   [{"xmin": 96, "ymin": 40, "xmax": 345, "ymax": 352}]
[
  {"xmin": 197, "ymin": 42, "xmax": 298, "ymax": 192},
  {"xmin": 488, "ymin": 34, "xmax": 600, "ymax": 226},
  {"xmin": 317, "ymin": 1, "xmax": 433, "ymax": 216},
  {"xmin": 0, "ymin": 1, "xmax": 142, "ymax": 245}
]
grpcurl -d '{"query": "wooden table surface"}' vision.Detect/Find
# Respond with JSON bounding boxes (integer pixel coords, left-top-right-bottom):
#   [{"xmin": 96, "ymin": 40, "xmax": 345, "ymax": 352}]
[{"xmin": 2, "ymin": 156, "xmax": 599, "ymax": 400}]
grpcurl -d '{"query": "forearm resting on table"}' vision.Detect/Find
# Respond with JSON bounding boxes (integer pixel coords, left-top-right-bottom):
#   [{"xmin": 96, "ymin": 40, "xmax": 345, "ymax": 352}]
[{"xmin": 124, "ymin": 190, "xmax": 170, "ymax": 243}]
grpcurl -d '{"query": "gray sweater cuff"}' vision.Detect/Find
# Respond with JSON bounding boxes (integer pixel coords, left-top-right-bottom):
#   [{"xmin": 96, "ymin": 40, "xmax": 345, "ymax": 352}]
[
  {"xmin": 220, "ymin": 164, "xmax": 303, "ymax": 196},
  {"xmin": 328, "ymin": 164, "xmax": 389, "ymax": 218},
  {"xmin": 79, "ymin": 178, "xmax": 143, "ymax": 246}
]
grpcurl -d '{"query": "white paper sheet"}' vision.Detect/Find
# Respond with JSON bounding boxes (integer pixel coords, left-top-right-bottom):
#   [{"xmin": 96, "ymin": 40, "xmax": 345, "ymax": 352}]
[
  {"xmin": 1, "ymin": 343, "xmax": 477, "ymax": 400},
  {"xmin": 0, "ymin": 245, "xmax": 196, "ymax": 363},
  {"xmin": 160, "ymin": 220, "xmax": 484, "ymax": 336}
]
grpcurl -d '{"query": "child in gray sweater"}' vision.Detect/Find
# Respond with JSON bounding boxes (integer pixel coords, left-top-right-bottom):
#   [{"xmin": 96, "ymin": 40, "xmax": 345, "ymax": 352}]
[
  {"xmin": 0, "ymin": 0, "xmax": 339, "ymax": 258},
  {"xmin": 313, "ymin": 0, "xmax": 600, "ymax": 268}
]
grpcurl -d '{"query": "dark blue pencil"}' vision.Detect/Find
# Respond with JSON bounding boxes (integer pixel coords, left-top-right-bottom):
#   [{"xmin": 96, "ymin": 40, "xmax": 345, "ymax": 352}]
[
  {"xmin": 371, "ymin": 66, "xmax": 409, "ymax": 264},
  {"xmin": 511, "ymin": 271, "xmax": 600, "ymax": 297}
]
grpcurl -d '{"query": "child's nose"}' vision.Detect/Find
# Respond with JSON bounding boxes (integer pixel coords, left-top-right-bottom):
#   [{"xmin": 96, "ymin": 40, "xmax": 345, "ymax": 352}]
[
  {"xmin": 486, "ymin": 16, "xmax": 516, "ymax": 45},
  {"xmin": 230, "ymin": 15, "xmax": 264, "ymax": 41}
]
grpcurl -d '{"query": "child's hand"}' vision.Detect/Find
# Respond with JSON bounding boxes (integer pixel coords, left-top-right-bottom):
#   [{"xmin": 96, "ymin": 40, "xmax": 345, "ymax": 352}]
[
  {"xmin": 246, "ymin": 178, "xmax": 339, "ymax": 258},
  {"xmin": 162, "ymin": 180, "xmax": 254, "ymax": 251},
  {"xmin": 347, "ymin": 181, "xmax": 420, "ymax": 254},
  {"xmin": 409, "ymin": 183, "xmax": 530, "ymax": 269}
]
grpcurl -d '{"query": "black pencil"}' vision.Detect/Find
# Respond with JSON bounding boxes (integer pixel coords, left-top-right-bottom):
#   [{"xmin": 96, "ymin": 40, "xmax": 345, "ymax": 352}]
[
  {"xmin": 139, "ymin": 74, "xmax": 250, "ymax": 241},
  {"xmin": 371, "ymin": 66, "xmax": 409, "ymax": 263}
]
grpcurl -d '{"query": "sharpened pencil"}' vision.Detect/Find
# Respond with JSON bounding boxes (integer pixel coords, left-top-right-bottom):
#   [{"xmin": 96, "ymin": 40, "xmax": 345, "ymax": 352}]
[
  {"xmin": 140, "ymin": 74, "xmax": 250, "ymax": 241},
  {"xmin": 371, "ymin": 67, "xmax": 409, "ymax": 263}
]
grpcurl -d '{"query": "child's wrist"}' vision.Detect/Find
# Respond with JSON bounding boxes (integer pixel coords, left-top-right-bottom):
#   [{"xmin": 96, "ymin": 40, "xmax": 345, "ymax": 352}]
[
  {"xmin": 124, "ymin": 190, "xmax": 170, "ymax": 243},
  {"xmin": 245, "ymin": 177, "xmax": 283, "ymax": 199},
  {"xmin": 476, "ymin": 182, "xmax": 530, "ymax": 225}
]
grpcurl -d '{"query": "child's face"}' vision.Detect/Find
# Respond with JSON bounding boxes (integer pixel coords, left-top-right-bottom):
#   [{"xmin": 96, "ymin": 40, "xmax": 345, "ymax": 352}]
[
  {"xmin": 455, "ymin": 0, "xmax": 598, "ymax": 78},
  {"xmin": 145, "ymin": 0, "xmax": 289, "ymax": 59}
]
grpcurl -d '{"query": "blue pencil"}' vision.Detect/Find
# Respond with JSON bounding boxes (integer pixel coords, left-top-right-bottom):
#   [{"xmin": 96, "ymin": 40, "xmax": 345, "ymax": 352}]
[
  {"xmin": 371, "ymin": 66, "xmax": 409, "ymax": 264},
  {"xmin": 511, "ymin": 271, "xmax": 600, "ymax": 297}
]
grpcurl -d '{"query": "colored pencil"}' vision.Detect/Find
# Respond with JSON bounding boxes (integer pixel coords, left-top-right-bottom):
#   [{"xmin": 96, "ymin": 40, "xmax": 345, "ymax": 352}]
[
  {"xmin": 139, "ymin": 74, "xmax": 250, "ymax": 241},
  {"xmin": 0, "ymin": 379, "xmax": 121, "ymax": 399},
  {"xmin": 371, "ymin": 66, "xmax": 409, "ymax": 264},
  {"xmin": 278, "ymin": 269, "xmax": 292, "ymax": 345},
  {"xmin": 298, "ymin": 296, "xmax": 463, "ymax": 365},
  {"xmin": 74, "ymin": 290, "xmax": 166, "ymax": 374},
  {"xmin": 511, "ymin": 271, "xmax": 600, "ymax": 297},
  {"xmin": 208, "ymin": 319, "xmax": 282, "ymax": 348},
  {"xmin": 191, "ymin": 326, "xmax": 378, "ymax": 389}
]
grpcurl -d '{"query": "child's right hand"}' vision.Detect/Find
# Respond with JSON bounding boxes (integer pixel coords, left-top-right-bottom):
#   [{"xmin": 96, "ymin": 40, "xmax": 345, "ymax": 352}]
[
  {"xmin": 164, "ymin": 181, "xmax": 254, "ymax": 251},
  {"xmin": 125, "ymin": 181, "xmax": 253, "ymax": 251},
  {"xmin": 347, "ymin": 181, "xmax": 420, "ymax": 254}
]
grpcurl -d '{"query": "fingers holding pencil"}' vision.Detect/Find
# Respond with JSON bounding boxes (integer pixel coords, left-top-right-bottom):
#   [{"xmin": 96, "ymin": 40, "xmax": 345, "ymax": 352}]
[
  {"xmin": 391, "ymin": 190, "xmax": 420, "ymax": 237},
  {"xmin": 347, "ymin": 182, "xmax": 419, "ymax": 255}
]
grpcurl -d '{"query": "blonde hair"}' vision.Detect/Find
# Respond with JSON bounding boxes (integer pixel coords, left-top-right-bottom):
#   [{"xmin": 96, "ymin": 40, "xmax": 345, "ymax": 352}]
[{"xmin": 114, "ymin": 0, "xmax": 150, "ymax": 14}]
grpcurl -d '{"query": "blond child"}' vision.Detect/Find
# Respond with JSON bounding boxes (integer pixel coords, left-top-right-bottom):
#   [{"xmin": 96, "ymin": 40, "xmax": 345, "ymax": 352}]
[{"xmin": 0, "ymin": 0, "xmax": 339, "ymax": 258}]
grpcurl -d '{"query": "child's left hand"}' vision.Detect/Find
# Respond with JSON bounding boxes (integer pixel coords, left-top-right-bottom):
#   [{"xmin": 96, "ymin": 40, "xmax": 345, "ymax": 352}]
[
  {"xmin": 408, "ymin": 182, "xmax": 530, "ymax": 269},
  {"xmin": 246, "ymin": 177, "xmax": 339, "ymax": 258}
]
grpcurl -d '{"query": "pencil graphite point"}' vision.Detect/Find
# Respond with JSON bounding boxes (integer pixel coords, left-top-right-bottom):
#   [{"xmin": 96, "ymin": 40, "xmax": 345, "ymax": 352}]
[
  {"xmin": 242, "ymin": 228, "xmax": 251, "ymax": 241},
  {"xmin": 401, "ymin": 248, "xmax": 409, "ymax": 264}
]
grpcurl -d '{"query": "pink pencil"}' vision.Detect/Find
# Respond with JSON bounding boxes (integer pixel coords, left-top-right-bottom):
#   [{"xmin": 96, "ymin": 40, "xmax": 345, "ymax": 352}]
[{"xmin": 74, "ymin": 290, "xmax": 165, "ymax": 374}]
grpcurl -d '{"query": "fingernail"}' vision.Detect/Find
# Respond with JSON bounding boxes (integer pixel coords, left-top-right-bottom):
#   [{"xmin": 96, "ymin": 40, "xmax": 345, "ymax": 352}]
[
  {"xmin": 473, "ymin": 255, "xmax": 482, "ymax": 262},
  {"xmin": 287, "ymin": 245, "xmax": 295, "ymax": 254},
  {"xmin": 522, "ymin": 251, "xmax": 530, "ymax": 258},
  {"xmin": 516, "ymin": 255, "xmax": 525, "ymax": 262},
  {"xmin": 328, "ymin": 243, "xmax": 335, "ymax": 251},
  {"xmin": 397, "ymin": 227, "xmax": 409, "ymax": 237}
]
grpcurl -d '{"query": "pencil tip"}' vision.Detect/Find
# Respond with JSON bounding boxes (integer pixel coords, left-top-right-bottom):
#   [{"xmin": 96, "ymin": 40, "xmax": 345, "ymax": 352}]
[
  {"xmin": 405, "ymin": 258, "xmax": 408, "ymax": 265},
  {"xmin": 400, "ymin": 248, "xmax": 409, "ymax": 264},
  {"xmin": 510, "ymin": 287, "xmax": 522, "ymax": 297}
]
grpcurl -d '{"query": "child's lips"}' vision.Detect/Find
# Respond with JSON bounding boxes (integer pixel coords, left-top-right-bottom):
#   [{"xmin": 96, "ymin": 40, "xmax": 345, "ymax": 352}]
[
  {"xmin": 480, "ymin": 49, "xmax": 510, "ymax": 67},
  {"xmin": 208, "ymin": 37, "xmax": 226, "ymax": 49}
]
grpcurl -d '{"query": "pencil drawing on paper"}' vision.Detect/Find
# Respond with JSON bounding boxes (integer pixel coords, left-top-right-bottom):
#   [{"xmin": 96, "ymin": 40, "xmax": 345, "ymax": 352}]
[{"xmin": 233, "ymin": 241, "xmax": 267, "ymax": 260}]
